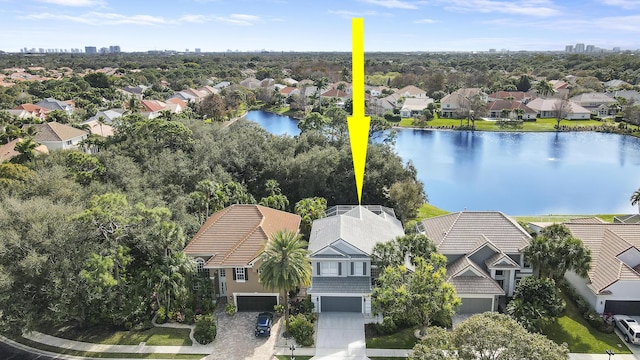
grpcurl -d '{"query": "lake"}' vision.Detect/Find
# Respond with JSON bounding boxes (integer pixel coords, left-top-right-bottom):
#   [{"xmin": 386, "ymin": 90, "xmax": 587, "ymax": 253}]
[{"xmin": 244, "ymin": 110, "xmax": 640, "ymax": 215}]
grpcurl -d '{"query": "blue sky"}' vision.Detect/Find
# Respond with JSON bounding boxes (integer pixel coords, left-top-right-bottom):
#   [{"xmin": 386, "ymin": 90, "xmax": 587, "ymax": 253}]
[{"xmin": 2, "ymin": 0, "xmax": 640, "ymax": 52}]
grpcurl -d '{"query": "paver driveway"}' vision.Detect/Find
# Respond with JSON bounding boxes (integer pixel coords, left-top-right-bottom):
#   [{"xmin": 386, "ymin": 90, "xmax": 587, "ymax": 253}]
[{"xmin": 203, "ymin": 311, "xmax": 280, "ymax": 360}]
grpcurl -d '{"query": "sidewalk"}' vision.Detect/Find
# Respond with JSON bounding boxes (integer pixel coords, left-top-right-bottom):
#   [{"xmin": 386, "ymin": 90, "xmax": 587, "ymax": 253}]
[{"xmin": 23, "ymin": 331, "xmax": 214, "ymax": 354}]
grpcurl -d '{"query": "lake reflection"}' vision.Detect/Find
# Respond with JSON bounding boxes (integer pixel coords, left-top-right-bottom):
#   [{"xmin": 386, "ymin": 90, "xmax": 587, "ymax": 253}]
[{"xmin": 246, "ymin": 110, "xmax": 640, "ymax": 215}]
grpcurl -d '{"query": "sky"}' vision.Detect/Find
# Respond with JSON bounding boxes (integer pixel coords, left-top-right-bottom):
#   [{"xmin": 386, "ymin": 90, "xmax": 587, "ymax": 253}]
[{"xmin": 2, "ymin": 0, "xmax": 640, "ymax": 53}]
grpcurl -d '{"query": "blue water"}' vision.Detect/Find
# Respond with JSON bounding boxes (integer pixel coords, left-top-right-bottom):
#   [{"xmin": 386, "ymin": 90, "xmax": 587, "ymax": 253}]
[{"xmin": 245, "ymin": 110, "xmax": 640, "ymax": 215}]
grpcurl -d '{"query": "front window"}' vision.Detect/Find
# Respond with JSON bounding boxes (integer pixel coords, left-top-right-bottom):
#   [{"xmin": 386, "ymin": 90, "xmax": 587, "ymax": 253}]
[
  {"xmin": 495, "ymin": 270, "xmax": 504, "ymax": 276},
  {"xmin": 320, "ymin": 262, "xmax": 338, "ymax": 276},
  {"xmin": 219, "ymin": 269, "xmax": 226, "ymax": 277},
  {"xmin": 235, "ymin": 267, "xmax": 246, "ymax": 282},
  {"xmin": 354, "ymin": 262, "xmax": 363, "ymax": 275}
]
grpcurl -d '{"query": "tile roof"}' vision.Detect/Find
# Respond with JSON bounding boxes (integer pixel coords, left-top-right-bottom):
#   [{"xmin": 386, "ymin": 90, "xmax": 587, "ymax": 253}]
[
  {"xmin": 420, "ymin": 211, "xmax": 531, "ymax": 255},
  {"xmin": 565, "ymin": 223, "xmax": 640, "ymax": 294},
  {"xmin": 25, "ymin": 122, "xmax": 88, "ymax": 142},
  {"xmin": 487, "ymin": 91, "xmax": 531, "ymax": 101},
  {"xmin": 183, "ymin": 204, "xmax": 301, "ymax": 267},
  {"xmin": 0, "ymin": 138, "xmax": 48, "ymax": 162},
  {"xmin": 446, "ymin": 256, "xmax": 505, "ymax": 295},
  {"xmin": 400, "ymin": 97, "xmax": 434, "ymax": 111},
  {"xmin": 395, "ymin": 85, "xmax": 426, "ymax": 96},
  {"xmin": 308, "ymin": 206, "xmax": 405, "ymax": 256},
  {"xmin": 308, "ymin": 276, "xmax": 372, "ymax": 294},
  {"xmin": 321, "ymin": 88, "xmax": 348, "ymax": 98},
  {"xmin": 140, "ymin": 100, "xmax": 166, "ymax": 113}
]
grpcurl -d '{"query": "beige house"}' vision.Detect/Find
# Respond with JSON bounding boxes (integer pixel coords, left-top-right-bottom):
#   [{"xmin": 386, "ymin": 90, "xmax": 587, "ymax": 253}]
[
  {"xmin": 23, "ymin": 122, "xmax": 88, "ymax": 151},
  {"xmin": 183, "ymin": 204, "xmax": 301, "ymax": 311}
]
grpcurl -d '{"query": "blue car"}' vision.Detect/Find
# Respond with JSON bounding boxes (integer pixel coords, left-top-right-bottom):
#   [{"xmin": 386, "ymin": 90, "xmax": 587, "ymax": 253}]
[{"xmin": 255, "ymin": 312, "xmax": 274, "ymax": 337}]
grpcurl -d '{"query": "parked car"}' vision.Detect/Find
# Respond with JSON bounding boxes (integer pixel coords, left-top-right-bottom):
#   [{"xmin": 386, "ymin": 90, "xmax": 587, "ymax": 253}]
[
  {"xmin": 255, "ymin": 312, "xmax": 274, "ymax": 337},
  {"xmin": 612, "ymin": 314, "xmax": 640, "ymax": 344}
]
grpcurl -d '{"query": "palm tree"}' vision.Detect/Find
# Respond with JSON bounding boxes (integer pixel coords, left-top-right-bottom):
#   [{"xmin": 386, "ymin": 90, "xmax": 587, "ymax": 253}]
[
  {"xmin": 259, "ymin": 230, "xmax": 311, "ymax": 334},
  {"xmin": 535, "ymin": 80, "xmax": 554, "ymax": 97},
  {"xmin": 12, "ymin": 138, "xmax": 38, "ymax": 164},
  {"xmin": 313, "ymin": 77, "xmax": 328, "ymax": 111},
  {"xmin": 631, "ymin": 188, "xmax": 640, "ymax": 213}
]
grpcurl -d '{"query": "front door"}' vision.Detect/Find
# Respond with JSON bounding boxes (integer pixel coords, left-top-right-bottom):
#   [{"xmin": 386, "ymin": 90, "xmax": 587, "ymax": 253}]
[{"xmin": 218, "ymin": 269, "xmax": 227, "ymax": 297}]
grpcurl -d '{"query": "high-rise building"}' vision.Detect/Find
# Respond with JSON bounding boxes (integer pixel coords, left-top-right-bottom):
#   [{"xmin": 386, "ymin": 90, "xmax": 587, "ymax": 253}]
[
  {"xmin": 195, "ymin": 48, "xmax": 201, "ymax": 53},
  {"xmin": 575, "ymin": 43, "xmax": 585, "ymax": 53},
  {"xmin": 613, "ymin": 47, "xmax": 621, "ymax": 52},
  {"xmin": 586, "ymin": 45, "xmax": 595, "ymax": 52},
  {"xmin": 85, "ymin": 46, "xmax": 97, "ymax": 54},
  {"xmin": 565, "ymin": 45, "xmax": 574, "ymax": 52},
  {"xmin": 109, "ymin": 45, "xmax": 121, "ymax": 53}
]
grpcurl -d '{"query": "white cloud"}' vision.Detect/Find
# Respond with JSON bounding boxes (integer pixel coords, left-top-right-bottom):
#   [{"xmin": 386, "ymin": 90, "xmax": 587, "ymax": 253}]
[
  {"xmin": 414, "ymin": 18, "xmax": 438, "ymax": 24},
  {"xmin": 328, "ymin": 9, "xmax": 383, "ymax": 18},
  {"xmin": 600, "ymin": 0, "xmax": 640, "ymax": 8},
  {"xmin": 21, "ymin": 11, "xmax": 263, "ymax": 26},
  {"xmin": 37, "ymin": 0, "xmax": 105, "ymax": 6},
  {"xmin": 359, "ymin": 0, "xmax": 418, "ymax": 9},
  {"xmin": 442, "ymin": 0, "xmax": 560, "ymax": 17}
]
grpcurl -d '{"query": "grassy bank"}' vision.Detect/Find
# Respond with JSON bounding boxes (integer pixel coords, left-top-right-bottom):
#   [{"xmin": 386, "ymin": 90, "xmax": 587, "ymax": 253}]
[
  {"xmin": 415, "ymin": 203, "xmax": 623, "ymax": 224},
  {"xmin": 396, "ymin": 116, "xmax": 640, "ymax": 134}
]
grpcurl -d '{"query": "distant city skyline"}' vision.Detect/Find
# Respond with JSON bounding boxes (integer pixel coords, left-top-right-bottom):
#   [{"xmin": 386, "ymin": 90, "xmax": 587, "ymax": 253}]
[{"xmin": 2, "ymin": 0, "xmax": 640, "ymax": 53}]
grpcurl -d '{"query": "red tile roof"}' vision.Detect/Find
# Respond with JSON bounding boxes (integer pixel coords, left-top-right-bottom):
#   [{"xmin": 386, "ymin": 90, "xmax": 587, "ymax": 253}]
[{"xmin": 184, "ymin": 204, "xmax": 301, "ymax": 267}]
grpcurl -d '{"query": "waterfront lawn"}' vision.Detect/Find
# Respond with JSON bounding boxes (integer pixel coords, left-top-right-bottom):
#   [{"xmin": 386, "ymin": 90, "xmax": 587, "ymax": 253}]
[
  {"xmin": 514, "ymin": 214, "xmax": 623, "ymax": 223},
  {"xmin": 47, "ymin": 325, "xmax": 192, "ymax": 346},
  {"xmin": 540, "ymin": 294, "xmax": 631, "ymax": 354},
  {"xmin": 365, "ymin": 325, "xmax": 419, "ymax": 349},
  {"xmin": 397, "ymin": 117, "xmax": 616, "ymax": 132}
]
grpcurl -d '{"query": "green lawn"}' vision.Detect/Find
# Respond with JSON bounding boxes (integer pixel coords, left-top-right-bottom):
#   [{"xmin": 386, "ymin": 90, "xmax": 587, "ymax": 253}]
[
  {"xmin": 47, "ymin": 326, "xmax": 192, "ymax": 346},
  {"xmin": 365, "ymin": 326, "xmax": 419, "ymax": 349},
  {"xmin": 416, "ymin": 203, "xmax": 449, "ymax": 221},
  {"xmin": 514, "ymin": 214, "xmax": 623, "ymax": 224},
  {"xmin": 10, "ymin": 336, "xmax": 204, "ymax": 359},
  {"xmin": 541, "ymin": 294, "xmax": 631, "ymax": 354},
  {"xmin": 396, "ymin": 116, "xmax": 634, "ymax": 133}
]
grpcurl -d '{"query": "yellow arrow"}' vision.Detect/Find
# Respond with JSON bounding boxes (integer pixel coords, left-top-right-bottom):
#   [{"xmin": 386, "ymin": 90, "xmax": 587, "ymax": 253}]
[{"xmin": 348, "ymin": 18, "xmax": 370, "ymax": 205}]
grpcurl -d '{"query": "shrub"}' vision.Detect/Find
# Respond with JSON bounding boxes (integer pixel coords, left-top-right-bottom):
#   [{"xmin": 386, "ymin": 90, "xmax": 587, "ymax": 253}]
[
  {"xmin": 225, "ymin": 303, "xmax": 237, "ymax": 315},
  {"xmin": 300, "ymin": 295, "xmax": 314, "ymax": 314},
  {"xmin": 184, "ymin": 308, "xmax": 195, "ymax": 325},
  {"xmin": 289, "ymin": 314, "xmax": 314, "ymax": 346},
  {"xmin": 156, "ymin": 306, "xmax": 167, "ymax": 324},
  {"xmin": 133, "ymin": 320, "xmax": 153, "ymax": 331},
  {"xmin": 375, "ymin": 316, "xmax": 398, "ymax": 334},
  {"xmin": 273, "ymin": 304, "xmax": 285, "ymax": 315},
  {"xmin": 193, "ymin": 314, "xmax": 217, "ymax": 345}
]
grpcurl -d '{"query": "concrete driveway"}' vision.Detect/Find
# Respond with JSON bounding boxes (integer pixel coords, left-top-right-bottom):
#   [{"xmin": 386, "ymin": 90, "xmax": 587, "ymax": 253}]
[
  {"xmin": 203, "ymin": 311, "xmax": 280, "ymax": 360},
  {"xmin": 611, "ymin": 316, "xmax": 640, "ymax": 360},
  {"xmin": 312, "ymin": 313, "xmax": 369, "ymax": 360}
]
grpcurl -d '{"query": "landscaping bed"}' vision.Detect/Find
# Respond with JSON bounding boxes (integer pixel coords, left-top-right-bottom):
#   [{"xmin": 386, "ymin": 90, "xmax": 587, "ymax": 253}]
[{"xmin": 541, "ymin": 293, "xmax": 631, "ymax": 354}]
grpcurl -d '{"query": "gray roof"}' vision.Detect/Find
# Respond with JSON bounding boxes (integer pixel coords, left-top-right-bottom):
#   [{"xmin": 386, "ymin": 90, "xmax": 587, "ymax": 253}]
[
  {"xmin": 447, "ymin": 256, "xmax": 505, "ymax": 295},
  {"xmin": 308, "ymin": 206, "xmax": 404, "ymax": 256},
  {"xmin": 35, "ymin": 98, "xmax": 73, "ymax": 112},
  {"xmin": 308, "ymin": 276, "xmax": 372, "ymax": 294},
  {"xmin": 420, "ymin": 211, "xmax": 531, "ymax": 255}
]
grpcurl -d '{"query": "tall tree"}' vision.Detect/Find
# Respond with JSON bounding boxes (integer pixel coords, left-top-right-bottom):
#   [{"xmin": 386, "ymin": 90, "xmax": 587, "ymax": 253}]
[
  {"xmin": 372, "ymin": 253, "xmax": 460, "ymax": 335},
  {"xmin": 259, "ymin": 179, "xmax": 289, "ymax": 211},
  {"xmin": 12, "ymin": 137, "xmax": 38, "ymax": 164},
  {"xmin": 524, "ymin": 224, "xmax": 591, "ymax": 282},
  {"xmin": 258, "ymin": 230, "xmax": 311, "ymax": 334},
  {"xmin": 553, "ymin": 96, "xmax": 572, "ymax": 130},
  {"xmin": 453, "ymin": 312, "xmax": 568, "ymax": 360},
  {"xmin": 385, "ymin": 179, "xmax": 427, "ymax": 222},
  {"xmin": 372, "ymin": 233, "xmax": 436, "ymax": 270},
  {"xmin": 535, "ymin": 80, "xmax": 554, "ymax": 97},
  {"xmin": 294, "ymin": 197, "xmax": 327, "ymax": 239},
  {"xmin": 630, "ymin": 188, "xmax": 640, "ymax": 213}
]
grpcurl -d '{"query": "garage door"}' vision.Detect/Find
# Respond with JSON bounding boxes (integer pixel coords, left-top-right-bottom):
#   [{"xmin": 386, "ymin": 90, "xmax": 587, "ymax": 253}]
[
  {"xmin": 321, "ymin": 296, "xmax": 362, "ymax": 312},
  {"xmin": 236, "ymin": 296, "xmax": 278, "ymax": 312},
  {"xmin": 457, "ymin": 298, "xmax": 492, "ymax": 314},
  {"xmin": 604, "ymin": 301, "xmax": 640, "ymax": 316}
]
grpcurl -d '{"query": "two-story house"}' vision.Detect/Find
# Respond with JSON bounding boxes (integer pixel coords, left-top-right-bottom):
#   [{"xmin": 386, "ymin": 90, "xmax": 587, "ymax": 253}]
[
  {"xmin": 183, "ymin": 204, "xmax": 301, "ymax": 312},
  {"xmin": 419, "ymin": 211, "xmax": 533, "ymax": 313},
  {"xmin": 307, "ymin": 205, "xmax": 405, "ymax": 314}
]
